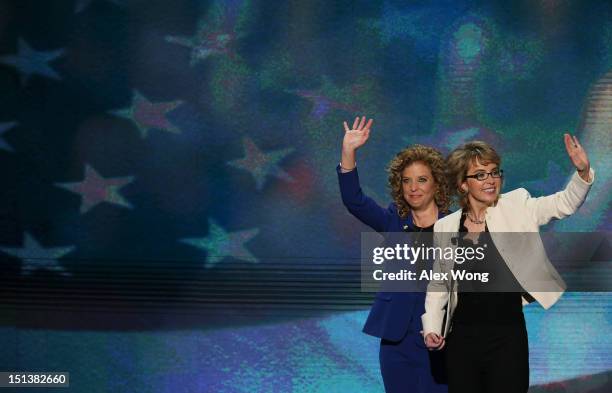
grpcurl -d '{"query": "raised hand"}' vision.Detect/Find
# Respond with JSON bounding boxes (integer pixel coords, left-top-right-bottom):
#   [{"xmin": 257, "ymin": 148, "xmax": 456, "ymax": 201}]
[
  {"xmin": 342, "ymin": 116, "xmax": 373, "ymax": 153},
  {"xmin": 340, "ymin": 116, "xmax": 374, "ymax": 172},
  {"xmin": 564, "ymin": 133, "xmax": 591, "ymax": 181}
]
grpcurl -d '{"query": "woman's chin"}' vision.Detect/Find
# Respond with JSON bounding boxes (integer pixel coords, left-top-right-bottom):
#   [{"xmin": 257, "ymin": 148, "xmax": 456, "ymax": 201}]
[
  {"xmin": 405, "ymin": 197, "xmax": 420, "ymax": 207},
  {"xmin": 406, "ymin": 198, "xmax": 435, "ymax": 211},
  {"xmin": 474, "ymin": 193, "xmax": 498, "ymax": 204}
]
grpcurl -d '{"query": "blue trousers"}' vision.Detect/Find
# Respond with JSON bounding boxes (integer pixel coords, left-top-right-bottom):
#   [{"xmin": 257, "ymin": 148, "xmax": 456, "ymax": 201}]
[{"xmin": 379, "ymin": 333, "xmax": 448, "ymax": 393}]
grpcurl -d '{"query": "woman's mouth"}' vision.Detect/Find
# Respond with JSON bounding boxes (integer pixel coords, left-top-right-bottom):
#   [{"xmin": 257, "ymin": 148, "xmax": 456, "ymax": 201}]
[{"xmin": 481, "ymin": 187, "xmax": 496, "ymax": 194}]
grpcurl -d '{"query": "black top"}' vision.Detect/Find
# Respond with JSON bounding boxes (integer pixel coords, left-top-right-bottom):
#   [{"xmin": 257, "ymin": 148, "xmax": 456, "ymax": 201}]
[
  {"xmin": 408, "ymin": 224, "xmax": 434, "ymax": 233},
  {"xmin": 452, "ymin": 211, "xmax": 525, "ymax": 326},
  {"xmin": 400, "ymin": 222, "xmax": 435, "ymax": 292}
]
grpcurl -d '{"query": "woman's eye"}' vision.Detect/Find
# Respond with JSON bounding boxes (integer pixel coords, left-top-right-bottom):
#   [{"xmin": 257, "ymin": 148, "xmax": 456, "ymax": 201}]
[
  {"xmin": 402, "ymin": 179, "xmax": 410, "ymax": 184},
  {"xmin": 418, "ymin": 178, "xmax": 427, "ymax": 183}
]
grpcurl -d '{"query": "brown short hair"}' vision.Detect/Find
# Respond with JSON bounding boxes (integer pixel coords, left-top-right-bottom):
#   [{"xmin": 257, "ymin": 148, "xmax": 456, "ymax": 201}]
[
  {"xmin": 446, "ymin": 141, "xmax": 502, "ymax": 209},
  {"xmin": 387, "ymin": 144, "xmax": 450, "ymax": 218}
]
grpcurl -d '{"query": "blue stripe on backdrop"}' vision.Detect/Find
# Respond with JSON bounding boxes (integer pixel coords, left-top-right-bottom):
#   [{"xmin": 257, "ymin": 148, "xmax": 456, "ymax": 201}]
[{"xmin": 0, "ymin": 294, "xmax": 610, "ymax": 392}]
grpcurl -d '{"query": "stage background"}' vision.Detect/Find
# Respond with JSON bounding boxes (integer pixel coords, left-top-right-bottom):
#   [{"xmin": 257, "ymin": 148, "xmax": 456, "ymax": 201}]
[{"xmin": 0, "ymin": 0, "xmax": 610, "ymax": 392}]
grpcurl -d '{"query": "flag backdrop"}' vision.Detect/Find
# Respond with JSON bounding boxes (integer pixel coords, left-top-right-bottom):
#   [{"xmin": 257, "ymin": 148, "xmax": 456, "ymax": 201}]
[{"xmin": 0, "ymin": 0, "xmax": 610, "ymax": 392}]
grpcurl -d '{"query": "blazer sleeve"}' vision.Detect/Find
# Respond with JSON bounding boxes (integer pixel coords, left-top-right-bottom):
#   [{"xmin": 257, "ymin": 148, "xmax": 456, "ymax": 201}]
[
  {"xmin": 337, "ymin": 165, "xmax": 395, "ymax": 232},
  {"xmin": 421, "ymin": 228, "xmax": 450, "ymax": 337},
  {"xmin": 523, "ymin": 168, "xmax": 595, "ymax": 226}
]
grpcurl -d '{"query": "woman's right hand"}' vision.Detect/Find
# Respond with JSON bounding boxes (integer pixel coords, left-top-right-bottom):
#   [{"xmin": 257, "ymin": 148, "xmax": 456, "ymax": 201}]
[
  {"xmin": 342, "ymin": 116, "xmax": 373, "ymax": 153},
  {"xmin": 424, "ymin": 332, "xmax": 446, "ymax": 351}
]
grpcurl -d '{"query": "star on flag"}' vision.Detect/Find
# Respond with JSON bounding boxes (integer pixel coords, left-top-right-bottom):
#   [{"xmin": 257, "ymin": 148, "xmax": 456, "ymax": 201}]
[
  {"xmin": 110, "ymin": 90, "xmax": 183, "ymax": 138},
  {"xmin": 291, "ymin": 78, "xmax": 364, "ymax": 119},
  {"xmin": 0, "ymin": 38, "xmax": 64, "ymax": 84},
  {"xmin": 0, "ymin": 122, "xmax": 17, "ymax": 152},
  {"xmin": 55, "ymin": 164, "xmax": 134, "ymax": 214},
  {"xmin": 165, "ymin": 3, "xmax": 241, "ymax": 67},
  {"xmin": 293, "ymin": 89, "xmax": 360, "ymax": 120},
  {"xmin": 180, "ymin": 219, "xmax": 259, "ymax": 269},
  {"xmin": 0, "ymin": 232, "xmax": 75, "ymax": 277},
  {"xmin": 227, "ymin": 137, "xmax": 294, "ymax": 190},
  {"xmin": 166, "ymin": 29, "xmax": 234, "ymax": 66}
]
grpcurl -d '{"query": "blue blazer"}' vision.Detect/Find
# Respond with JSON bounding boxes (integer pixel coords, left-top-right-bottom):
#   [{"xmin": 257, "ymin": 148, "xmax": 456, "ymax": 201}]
[{"xmin": 337, "ymin": 165, "xmax": 446, "ymax": 342}]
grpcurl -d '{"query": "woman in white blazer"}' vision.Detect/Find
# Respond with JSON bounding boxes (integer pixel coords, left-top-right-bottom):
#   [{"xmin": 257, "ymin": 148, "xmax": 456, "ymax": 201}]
[{"xmin": 421, "ymin": 135, "xmax": 594, "ymax": 393}]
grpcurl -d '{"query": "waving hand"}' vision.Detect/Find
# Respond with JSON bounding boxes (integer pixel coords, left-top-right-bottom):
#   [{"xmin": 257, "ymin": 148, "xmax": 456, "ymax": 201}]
[
  {"xmin": 564, "ymin": 133, "xmax": 591, "ymax": 182},
  {"xmin": 343, "ymin": 116, "xmax": 373, "ymax": 152}
]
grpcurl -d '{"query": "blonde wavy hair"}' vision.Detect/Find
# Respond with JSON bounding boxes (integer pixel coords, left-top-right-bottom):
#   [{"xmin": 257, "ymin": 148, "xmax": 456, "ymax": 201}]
[
  {"xmin": 387, "ymin": 144, "xmax": 450, "ymax": 219},
  {"xmin": 446, "ymin": 140, "xmax": 502, "ymax": 209}
]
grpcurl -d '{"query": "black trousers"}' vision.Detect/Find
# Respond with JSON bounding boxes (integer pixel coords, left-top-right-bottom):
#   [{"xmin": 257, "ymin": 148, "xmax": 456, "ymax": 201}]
[{"xmin": 445, "ymin": 320, "xmax": 529, "ymax": 393}]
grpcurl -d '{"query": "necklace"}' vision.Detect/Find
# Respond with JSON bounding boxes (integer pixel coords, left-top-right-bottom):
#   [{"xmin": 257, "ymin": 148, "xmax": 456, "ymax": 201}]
[{"xmin": 467, "ymin": 212, "xmax": 485, "ymax": 224}]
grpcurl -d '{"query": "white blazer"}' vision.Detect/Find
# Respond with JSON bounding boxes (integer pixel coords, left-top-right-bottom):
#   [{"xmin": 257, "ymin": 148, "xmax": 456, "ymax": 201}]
[{"xmin": 421, "ymin": 168, "xmax": 595, "ymax": 337}]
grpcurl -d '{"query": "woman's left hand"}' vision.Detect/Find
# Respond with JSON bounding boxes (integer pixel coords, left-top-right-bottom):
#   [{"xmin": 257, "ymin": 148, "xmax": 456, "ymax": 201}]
[{"xmin": 564, "ymin": 133, "xmax": 591, "ymax": 181}]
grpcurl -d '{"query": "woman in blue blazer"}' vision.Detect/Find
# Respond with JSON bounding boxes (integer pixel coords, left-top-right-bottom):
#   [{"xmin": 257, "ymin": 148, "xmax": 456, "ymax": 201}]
[{"xmin": 337, "ymin": 116, "xmax": 450, "ymax": 393}]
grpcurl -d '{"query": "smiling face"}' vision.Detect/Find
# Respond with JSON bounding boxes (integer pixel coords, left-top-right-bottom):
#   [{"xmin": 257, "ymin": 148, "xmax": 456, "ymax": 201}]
[
  {"xmin": 460, "ymin": 158, "xmax": 502, "ymax": 207},
  {"xmin": 401, "ymin": 161, "xmax": 437, "ymax": 211}
]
